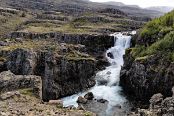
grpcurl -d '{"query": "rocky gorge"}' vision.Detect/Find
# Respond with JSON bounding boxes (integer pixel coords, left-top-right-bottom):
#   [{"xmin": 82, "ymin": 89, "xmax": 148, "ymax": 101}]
[
  {"xmin": 0, "ymin": 33, "xmax": 115, "ymax": 102},
  {"xmin": 0, "ymin": 0, "xmax": 174, "ymax": 116},
  {"xmin": 120, "ymin": 10, "xmax": 174, "ymax": 115}
]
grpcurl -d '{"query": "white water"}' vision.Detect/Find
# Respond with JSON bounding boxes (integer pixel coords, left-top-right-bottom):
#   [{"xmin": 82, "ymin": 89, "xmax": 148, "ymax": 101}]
[{"xmin": 63, "ymin": 32, "xmax": 133, "ymax": 115}]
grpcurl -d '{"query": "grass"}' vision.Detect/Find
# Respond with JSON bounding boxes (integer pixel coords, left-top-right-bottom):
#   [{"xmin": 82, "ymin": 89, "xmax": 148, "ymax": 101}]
[
  {"xmin": 20, "ymin": 88, "xmax": 33, "ymax": 96},
  {"xmin": 18, "ymin": 11, "xmax": 143, "ymax": 34},
  {"xmin": 0, "ymin": 10, "xmax": 32, "ymax": 37},
  {"xmin": 132, "ymin": 31, "xmax": 174, "ymax": 60},
  {"xmin": 0, "ymin": 39, "xmax": 95, "ymax": 61},
  {"xmin": 84, "ymin": 111, "xmax": 93, "ymax": 116},
  {"xmin": 131, "ymin": 10, "xmax": 174, "ymax": 62}
]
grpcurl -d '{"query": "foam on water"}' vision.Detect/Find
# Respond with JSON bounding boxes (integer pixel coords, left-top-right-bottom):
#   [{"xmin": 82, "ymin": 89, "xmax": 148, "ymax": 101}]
[{"xmin": 62, "ymin": 32, "xmax": 134, "ymax": 114}]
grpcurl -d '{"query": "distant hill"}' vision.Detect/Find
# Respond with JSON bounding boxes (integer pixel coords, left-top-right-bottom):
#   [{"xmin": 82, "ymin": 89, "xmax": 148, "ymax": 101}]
[
  {"xmin": 146, "ymin": 6, "xmax": 174, "ymax": 13},
  {"xmin": 102, "ymin": 1, "xmax": 125, "ymax": 6},
  {"xmin": 102, "ymin": 1, "xmax": 140, "ymax": 8},
  {"xmin": 0, "ymin": 0, "xmax": 163, "ymax": 18}
]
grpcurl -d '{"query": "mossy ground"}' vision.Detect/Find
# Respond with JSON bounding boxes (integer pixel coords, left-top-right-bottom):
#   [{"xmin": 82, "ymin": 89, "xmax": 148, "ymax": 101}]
[{"xmin": 0, "ymin": 39, "xmax": 95, "ymax": 61}]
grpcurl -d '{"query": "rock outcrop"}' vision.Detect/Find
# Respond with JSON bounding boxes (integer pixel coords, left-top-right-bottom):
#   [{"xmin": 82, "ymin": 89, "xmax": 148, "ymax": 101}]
[
  {"xmin": 10, "ymin": 32, "xmax": 114, "ymax": 54},
  {"xmin": 0, "ymin": 71, "xmax": 42, "ymax": 98},
  {"xmin": 120, "ymin": 52, "xmax": 174, "ymax": 102},
  {"xmin": 130, "ymin": 89, "xmax": 174, "ymax": 116},
  {"xmin": 3, "ymin": 46, "xmax": 96, "ymax": 101},
  {"xmin": 7, "ymin": 49, "xmax": 37, "ymax": 75},
  {"xmin": 43, "ymin": 52, "xmax": 96, "ymax": 101},
  {"xmin": 1, "ymin": 33, "xmax": 115, "ymax": 101}
]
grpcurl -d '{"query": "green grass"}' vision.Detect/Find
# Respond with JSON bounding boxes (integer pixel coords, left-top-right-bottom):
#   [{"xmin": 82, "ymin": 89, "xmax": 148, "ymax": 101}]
[
  {"xmin": 20, "ymin": 88, "xmax": 33, "ymax": 96},
  {"xmin": 131, "ymin": 10, "xmax": 174, "ymax": 62},
  {"xmin": 139, "ymin": 10, "xmax": 174, "ymax": 45}
]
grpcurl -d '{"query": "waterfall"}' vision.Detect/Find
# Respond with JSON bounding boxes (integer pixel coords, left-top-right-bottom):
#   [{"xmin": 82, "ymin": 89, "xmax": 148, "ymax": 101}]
[
  {"xmin": 62, "ymin": 32, "xmax": 134, "ymax": 115},
  {"xmin": 91, "ymin": 32, "xmax": 132, "ymax": 115}
]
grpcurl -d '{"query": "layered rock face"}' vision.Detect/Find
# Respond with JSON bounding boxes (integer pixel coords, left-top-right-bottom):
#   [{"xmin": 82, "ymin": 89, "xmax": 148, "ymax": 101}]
[
  {"xmin": 43, "ymin": 53, "xmax": 96, "ymax": 101},
  {"xmin": 120, "ymin": 51, "xmax": 174, "ymax": 102},
  {"xmin": 3, "ymin": 48, "xmax": 96, "ymax": 101},
  {"xmin": 7, "ymin": 49, "xmax": 37, "ymax": 75},
  {"xmin": 10, "ymin": 32, "xmax": 114, "ymax": 54},
  {"xmin": 1, "ymin": 32, "xmax": 115, "ymax": 101}
]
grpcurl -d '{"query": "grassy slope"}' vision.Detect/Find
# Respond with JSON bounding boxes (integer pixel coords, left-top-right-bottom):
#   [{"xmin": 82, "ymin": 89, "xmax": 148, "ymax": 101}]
[
  {"xmin": 131, "ymin": 10, "xmax": 174, "ymax": 61},
  {"xmin": 18, "ymin": 11, "xmax": 143, "ymax": 34},
  {"xmin": 0, "ymin": 8, "xmax": 32, "ymax": 37}
]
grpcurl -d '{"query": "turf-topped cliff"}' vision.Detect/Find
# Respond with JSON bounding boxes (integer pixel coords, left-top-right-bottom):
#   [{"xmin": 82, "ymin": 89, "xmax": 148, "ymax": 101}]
[
  {"xmin": 133, "ymin": 10, "xmax": 174, "ymax": 58},
  {"xmin": 120, "ymin": 10, "xmax": 174, "ymax": 105}
]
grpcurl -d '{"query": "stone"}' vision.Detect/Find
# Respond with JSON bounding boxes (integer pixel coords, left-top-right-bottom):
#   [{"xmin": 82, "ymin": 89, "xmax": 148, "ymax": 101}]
[
  {"xmin": 15, "ymin": 38, "xmax": 23, "ymax": 42},
  {"xmin": 107, "ymin": 52, "xmax": 114, "ymax": 59},
  {"xmin": 97, "ymin": 99, "xmax": 107, "ymax": 103},
  {"xmin": 77, "ymin": 104, "xmax": 85, "ymax": 110},
  {"xmin": 149, "ymin": 93, "xmax": 163, "ymax": 109},
  {"xmin": 0, "ymin": 91, "xmax": 21, "ymax": 100},
  {"xmin": 106, "ymin": 71, "xmax": 111, "ymax": 75},
  {"xmin": 172, "ymin": 87, "xmax": 174, "ymax": 96},
  {"xmin": 65, "ymin": 105, "xmax": 76, "ymax": 110},
  {"xmin": 0, "ymin": 41, "xmax": 9, "ymax": 46},
  {"xmin": 48, "ymin": 100, "xmax": 63, "ymax": 107},
  {"xmin": 0, "ymin": 71, "xmax": 42, "ymax": 98},
  {"xmin": 114, "ymin": 104, "xmax": 122, "ymax": 109},
  {"xmin": 77, "ymin": 96, "xmax": 88, "ymax": 104},
  {"xmin": 84, "ymin": 92, "xmax": 94, "ymax": 100}
]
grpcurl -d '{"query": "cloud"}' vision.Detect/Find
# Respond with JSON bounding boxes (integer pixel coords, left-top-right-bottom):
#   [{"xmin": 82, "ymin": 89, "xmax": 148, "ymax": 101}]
[{"xmin": 90, "ymin": 0, "xmax": 174, "ymax": 7}]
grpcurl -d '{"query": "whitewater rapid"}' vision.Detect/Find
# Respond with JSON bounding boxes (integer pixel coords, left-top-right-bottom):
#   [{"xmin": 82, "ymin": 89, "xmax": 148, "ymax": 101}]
[{"xmin": 62, "ymin": 32, "xmax": 134, "ymax": 115}]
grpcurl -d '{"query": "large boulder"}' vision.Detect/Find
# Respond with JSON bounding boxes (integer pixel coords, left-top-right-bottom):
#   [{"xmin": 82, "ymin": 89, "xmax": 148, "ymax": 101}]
[
  {"xmin": 0, "ymin": 71, "xmax": 42, "ymax": 98},
  {"xmin": 149, "ymin": 93, "xmax": 163, "ymax": 109},
  {"xmin": 130, "ymin": 91, "xmax": 174, "ymax": 116},
  {"xmin": 84, "ymin": 92, "xmax": 94, "ymax": 100},
  {"xmin": 77, "ymin": 96, "xmax": 88, "ymax": 104}
]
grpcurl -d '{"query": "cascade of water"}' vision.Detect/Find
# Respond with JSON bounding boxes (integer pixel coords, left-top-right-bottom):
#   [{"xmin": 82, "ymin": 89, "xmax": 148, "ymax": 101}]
[{"xmin": 62, "ymin": 31, "xmax": 134, "ymax": 115}]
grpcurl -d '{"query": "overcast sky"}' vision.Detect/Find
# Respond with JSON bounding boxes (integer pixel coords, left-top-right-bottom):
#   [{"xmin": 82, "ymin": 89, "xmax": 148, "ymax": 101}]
[{"xmin": 90, "ymin": 0, "xmax": 174, "ymax": 8}]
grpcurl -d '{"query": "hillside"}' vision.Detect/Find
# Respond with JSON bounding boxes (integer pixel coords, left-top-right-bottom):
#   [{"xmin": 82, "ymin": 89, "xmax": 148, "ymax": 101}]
[
  {"xmin": 0, "ymin": 0, "xmax": 152, "ymax": 38},
  {"xmin": 120, "ymin": 10, "xmax": 174, "ymax": 115},
  {"xmin": 132, "ymin": 10, "xmax": 174, "ymax": 60},
  {"xmin": 0, "ymin": 0, "xmax": 163, "ymax": 17},
  {"xmin": 146, "ymin": 6, "xmax": 174, "ymax": 13}
]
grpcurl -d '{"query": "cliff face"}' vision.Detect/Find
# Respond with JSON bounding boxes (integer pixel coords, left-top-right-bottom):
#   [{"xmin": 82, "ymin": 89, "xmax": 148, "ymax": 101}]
[
  {"xmin": 7, "ymin": 49, "xmax": 37, "ymax": 75},
  {"xmin": 43, "ymin": 52, "xmax": 96, "ymax": 101},
  {"xmin": 4, "ymin": 48, "xmax": 96, "ymax": 101},
  {"xmin": 0, "ymin": 33, "xmax": 114, "ymax": 101},
  {"xmin": 120, "ymin": 52, "xmax": 174, "ymax": 102},
  {"xmin": 10, "ymin": 32, "xmax": 114, "ymax": 55},
  {"xmin": 120, "ymin": 10, "xmax": 174, "ymax": 103}
]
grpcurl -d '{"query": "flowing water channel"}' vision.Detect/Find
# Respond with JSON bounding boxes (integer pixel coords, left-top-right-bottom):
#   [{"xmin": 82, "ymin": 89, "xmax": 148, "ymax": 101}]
[{"xmin": 62, "ymin": 31, "xmax": 135, "ymax": 116}]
